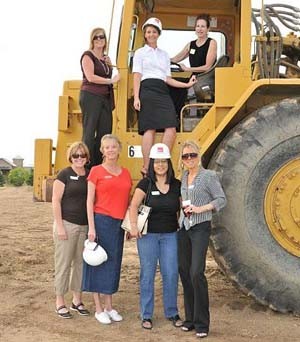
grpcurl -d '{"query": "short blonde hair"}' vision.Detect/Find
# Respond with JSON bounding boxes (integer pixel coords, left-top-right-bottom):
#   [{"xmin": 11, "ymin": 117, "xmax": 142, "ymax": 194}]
[
  {"xmin": 67, "ymin": 141, "xmax": 90, "ymax": 163},
  {"xmin": 89, "ymin": 27, "xmax": 107, "ymax": 51},
  {"xmin": 100, "ymin": 134, "xmax": 122, "ymax": 154},
  {"xmin": 181, "ymin": 140, "xmax": 200, "ymax": 154}
]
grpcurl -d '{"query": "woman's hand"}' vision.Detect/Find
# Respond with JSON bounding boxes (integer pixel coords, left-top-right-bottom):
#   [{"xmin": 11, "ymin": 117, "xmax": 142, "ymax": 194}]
[
  {"xmin": 88, "ymin": 228, "xmax": 96, "ymax": 242},
  {"xmin": 187, "ymin": 75, "xmax": 197, "ymax": 87},
  {"xmin": 179, "ymin": 63, "xmax": 188, "ymax": 71},
  {"xmin": 103, "ymin": 55, "xmax": 112, "ymax": 64},
  {"xmin": 129, "ymin": 227, "xmax": 142, "ymax": 239},
  {"xmin": 134, "ymin": 98, "xmax": 141, "ymax": 111},
  {"xmin": 57, "ymin": 225, "xmax": 68, "ymax": 240},
  {"xmin": 111, "ymin": 73, "xmax": 120, "ymax": 84}
]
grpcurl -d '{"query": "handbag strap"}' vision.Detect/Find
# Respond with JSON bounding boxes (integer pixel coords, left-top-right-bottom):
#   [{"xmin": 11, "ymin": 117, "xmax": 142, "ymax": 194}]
[{"xmin": 143, "ymin": 178, "xmax": 152, "ymax": 205}]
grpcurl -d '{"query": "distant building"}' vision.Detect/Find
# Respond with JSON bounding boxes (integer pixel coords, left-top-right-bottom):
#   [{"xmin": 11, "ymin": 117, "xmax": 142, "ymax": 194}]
[
  {"xmin": 12, "ymin": 156, "xmax": 24, "ymax": 168},
  {"xmin": 0, "ymin": 158, "xmax": 16, "ymax": 176}
]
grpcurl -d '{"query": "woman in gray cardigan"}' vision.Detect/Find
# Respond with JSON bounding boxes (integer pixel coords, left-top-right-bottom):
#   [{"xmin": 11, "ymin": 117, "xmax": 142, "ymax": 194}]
[{"xmin": 178, "ymin": 140, "xmax": 226, "ymax": 339}]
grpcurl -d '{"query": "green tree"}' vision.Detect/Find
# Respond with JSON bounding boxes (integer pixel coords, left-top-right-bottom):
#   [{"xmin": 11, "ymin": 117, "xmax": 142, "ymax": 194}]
[
  {"xmin": 8, "ymin": 167, "xmax": 29, "ymax": 187},
  {"xmin": 0, "ymin": 170, "xmax": 5, "ymax": 187},
  {"xmin": 25, "ymin": 168, "xmax": 34, "ymax": 186}
]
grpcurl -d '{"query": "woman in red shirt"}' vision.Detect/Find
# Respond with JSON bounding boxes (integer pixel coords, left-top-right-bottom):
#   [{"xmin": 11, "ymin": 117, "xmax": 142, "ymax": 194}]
[{"xmin": 82, "ymin": 134, "xmax": 132, "ymax": 325}]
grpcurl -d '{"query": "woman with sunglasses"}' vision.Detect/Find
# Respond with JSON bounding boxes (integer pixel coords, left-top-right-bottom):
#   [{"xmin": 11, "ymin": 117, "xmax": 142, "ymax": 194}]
[
  {"xmin": 178, "ymin": 141, "xmax": 226, "ymax": 338},
  {"xmin": 52, "ymin": 141, "xmax": 90, "ymax": 319},
  {"xmin": 82, "ymin": 134, "xmax": 132, "ymax": 325},
  {"xmin": 129, "ymin": 143, "xmax": 183, "ymax": 330},
  {"xmin": 133, "ymin": 18, "xmax": 197, "ymax": 176},
  {"xmin": 80, "ymin": 27, "xmax": 120, "ymax": 168}
]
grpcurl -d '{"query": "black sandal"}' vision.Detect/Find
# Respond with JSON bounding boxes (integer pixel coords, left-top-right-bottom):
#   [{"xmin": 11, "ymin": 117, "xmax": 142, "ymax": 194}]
[
  {"xmin": 142, "ymin": 318, "xmax": 153, "ymax": 330},
  {"xmin": 168, "ymin": 314, "xmax": 183, "ymax": 327},
  {"xmin": 70, "ymin": 302, "xmax": 90, "ymax": 316},
  {"xmin": 55, "ymin": 305, "xmax": 72, "ymax": 319}
]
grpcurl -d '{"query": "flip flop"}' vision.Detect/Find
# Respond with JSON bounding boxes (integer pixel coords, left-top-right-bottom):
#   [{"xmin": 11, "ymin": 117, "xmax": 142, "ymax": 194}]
[
  {"xmin": 142, "ymin": 318, "xmax": 153, "ymax": 330},
  {"xmin": 168, "ymin": 314, "xmax": 183, "ymax": 327}
]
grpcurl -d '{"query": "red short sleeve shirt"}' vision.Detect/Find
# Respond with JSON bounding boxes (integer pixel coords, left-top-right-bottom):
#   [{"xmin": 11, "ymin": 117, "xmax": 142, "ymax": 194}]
[{"xmin": 88, "ymin": 165, "xmax": 132, "ymax": 219}]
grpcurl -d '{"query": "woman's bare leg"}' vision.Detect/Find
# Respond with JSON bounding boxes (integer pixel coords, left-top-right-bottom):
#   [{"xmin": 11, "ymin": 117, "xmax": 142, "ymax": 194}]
[
  {"xmin": 142, "ymin": 129, "xmax": 155, "ymax": 172},
  {"xmin": 162, "ymin": 127, "xmax": 176, "ymax": 152}
]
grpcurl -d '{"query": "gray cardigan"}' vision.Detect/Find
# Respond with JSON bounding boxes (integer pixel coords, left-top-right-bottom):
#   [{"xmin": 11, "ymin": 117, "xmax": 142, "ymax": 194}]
[{"xmin": 179, "ymin": 168, "xmax": 226, "ymax": 230}]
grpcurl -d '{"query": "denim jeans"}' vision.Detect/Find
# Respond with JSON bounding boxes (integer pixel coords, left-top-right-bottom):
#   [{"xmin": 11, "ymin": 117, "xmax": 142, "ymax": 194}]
[{"xmin": 137, "ymin": 232, "xmax": 179, "ymax": 319}]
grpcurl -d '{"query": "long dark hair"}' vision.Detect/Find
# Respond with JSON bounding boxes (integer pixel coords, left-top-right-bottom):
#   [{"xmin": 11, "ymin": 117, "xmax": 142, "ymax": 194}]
[{"xmin": 147, "ymin": 159, "xmax": 175, "ymax": 184}]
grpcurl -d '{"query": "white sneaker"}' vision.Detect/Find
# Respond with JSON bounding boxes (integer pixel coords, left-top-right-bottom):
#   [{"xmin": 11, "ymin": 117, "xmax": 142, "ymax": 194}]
[
  {"xmin": 104, "ymin": 309, "xmax": 123, "ymax": 322},
  {"xmin": 95, "ymin": 311, "xmax": 111, "ymax": 324}
]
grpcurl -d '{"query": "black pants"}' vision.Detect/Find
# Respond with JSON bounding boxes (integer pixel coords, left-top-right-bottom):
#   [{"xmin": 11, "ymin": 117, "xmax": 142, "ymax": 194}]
[
  {"xmin": 80, "ymin": 90, "xmax": 112, "ymax": 167},
  {"xmin": 178, "ymin": 221, "xmax": 211, "ymax": 333}
]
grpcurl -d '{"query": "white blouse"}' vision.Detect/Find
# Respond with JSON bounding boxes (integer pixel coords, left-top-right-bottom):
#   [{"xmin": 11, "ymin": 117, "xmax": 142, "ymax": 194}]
[{"xmin": 132, "ymin": 44, "xmax": 171, "ymax": 81}]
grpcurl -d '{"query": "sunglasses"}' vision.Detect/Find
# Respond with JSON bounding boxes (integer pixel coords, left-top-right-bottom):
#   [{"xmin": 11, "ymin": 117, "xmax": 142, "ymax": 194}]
[
  {"xmin": 93, "ymin": 34, "xmax": 106, "ymax": 40},
  {"xmin": 72, "ymin": 153, "xmax": 87, "ymax": 159},
  {"xmin": 181, "ymin": 153, "xmax": 198, "ymax": 160}
]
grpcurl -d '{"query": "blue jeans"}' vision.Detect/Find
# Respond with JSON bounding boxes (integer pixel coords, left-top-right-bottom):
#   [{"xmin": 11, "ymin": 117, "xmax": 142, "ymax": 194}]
[{"xmin": 137, "ymin": 232, "xmax": 179, "ymax": 319}]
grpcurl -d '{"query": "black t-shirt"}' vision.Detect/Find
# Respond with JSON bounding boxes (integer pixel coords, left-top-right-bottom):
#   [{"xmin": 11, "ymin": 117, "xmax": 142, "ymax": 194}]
[
  {"xmin": 137, "ymin": 177, "xmax": 181, "ymax": 233},
  {"xmin": 189, "ymin": 38, "xmax": 212, "ymax": 69},
  {"xmin": 56, "ymin": 166, "xmax": 89, "ymax": 225}
]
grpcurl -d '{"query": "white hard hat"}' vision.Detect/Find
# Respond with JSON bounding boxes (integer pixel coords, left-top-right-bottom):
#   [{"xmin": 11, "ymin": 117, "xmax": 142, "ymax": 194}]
[
  {"xmin": 142, "ymin": 17, "xmax": 162, "ymax": 33},
  {"xmin": 83, "ymin": 239, "xmax": 108, "ymax": 266},
  {"xmin": 149, "ymin": 143, "xmax": 171, "ymax": 159}
]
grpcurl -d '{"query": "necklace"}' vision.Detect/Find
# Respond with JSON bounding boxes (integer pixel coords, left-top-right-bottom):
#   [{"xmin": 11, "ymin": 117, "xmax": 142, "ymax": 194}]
[{"xmin": 99, "ymin": 59, "xmax": 110, "ymax": 75}]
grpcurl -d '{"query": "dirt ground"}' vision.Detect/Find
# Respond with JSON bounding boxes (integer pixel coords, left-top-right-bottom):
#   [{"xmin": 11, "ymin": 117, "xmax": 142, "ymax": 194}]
[{"xmin": 1, "ymin": 186, "xmax": 300, "ymax": 342}]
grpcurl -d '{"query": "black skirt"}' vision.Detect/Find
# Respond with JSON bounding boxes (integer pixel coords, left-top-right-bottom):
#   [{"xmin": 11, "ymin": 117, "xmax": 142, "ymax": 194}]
[{"xmin": 138, "ymin": 78, "xmax": 177, "ymax": 135}]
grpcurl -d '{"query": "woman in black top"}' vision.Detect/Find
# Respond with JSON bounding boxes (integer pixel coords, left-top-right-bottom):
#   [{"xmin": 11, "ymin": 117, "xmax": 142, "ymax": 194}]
[
  {"xmin": 52, "ymin": 141, "xmax": 90, "ymax": 319},
  {"xmin": 171, "ymin": 14, "xmax": 217, "ymax": 73},
  {"xmin": 129, "ymin": 143, "xmax": 182, "ymax": 330}
]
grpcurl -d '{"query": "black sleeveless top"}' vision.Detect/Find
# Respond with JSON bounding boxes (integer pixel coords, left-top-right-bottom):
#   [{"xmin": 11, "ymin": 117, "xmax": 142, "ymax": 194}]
[{"xmin": 189, "ymin": 38, "xmax": 212, "ymax": 70}]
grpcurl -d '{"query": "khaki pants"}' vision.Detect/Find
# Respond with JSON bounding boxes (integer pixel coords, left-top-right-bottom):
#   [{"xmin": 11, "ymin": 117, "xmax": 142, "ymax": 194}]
[{"xmin": 53, "ymin": 220, "xmax": 88, "ymax": 296}]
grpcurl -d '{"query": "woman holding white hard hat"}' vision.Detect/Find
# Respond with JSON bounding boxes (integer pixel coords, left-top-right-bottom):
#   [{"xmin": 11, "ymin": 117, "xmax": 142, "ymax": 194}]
[
  {"xmin": 129, "ymin": 143, "xmax": 182, "ymax": 330},
  {"xmin": 132, "ymin": 18, "xmax": 197, "ymax": 176},
  {"xmin": 82, "ymin": 134, "xmax": 132, "ymax": 325}
]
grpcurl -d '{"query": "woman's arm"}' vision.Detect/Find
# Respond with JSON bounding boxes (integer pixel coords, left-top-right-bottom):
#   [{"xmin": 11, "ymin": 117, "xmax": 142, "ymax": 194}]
[
  {"xmin": 128, "ymin": 188, "xmax": 146, "ymax": 238},
  {"xmin": 81, "ymin": 55, "xmax": 120, "ymax": 84},
  {"xmin": 133, "ymin": 72, "xmax": 142, "ymax": 111},
  {"xmin": 52, "ymin": 179, "xmax": 67, "ymax": 240},
  {"xmin": 86, "ymin": 181, "xmax": 96, "ymax": 242},
  {"xmin": 166, "ymin": 75, "xmax": 197, "ymax": 88},
  {"xmin": 170, "ymin": 43, "xmax": 190, "ymax": 64},
  {"xmin": 180, "ymin": 39, "xmax": 217, "ymax": 73}
]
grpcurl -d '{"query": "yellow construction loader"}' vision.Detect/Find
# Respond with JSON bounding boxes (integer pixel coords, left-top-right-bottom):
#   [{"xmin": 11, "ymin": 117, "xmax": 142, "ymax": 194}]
[{"xmin": 34, "ymin": 0, "xmax": 300, "ymax": 313}]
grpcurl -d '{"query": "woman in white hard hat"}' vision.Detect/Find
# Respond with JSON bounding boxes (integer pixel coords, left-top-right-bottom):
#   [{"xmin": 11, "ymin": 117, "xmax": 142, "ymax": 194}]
[
  {"xmin": 82, "ymin": 134, "xmax": 132, "ymax": 325},
  {"xmin": 52, "ymin": 141, "xmax": 90, "ymax": 319},
  {"xmin": 178, "ymin": 141, "xmax": 226, "ymax": 338},
  {"xmin": 132, "ymin": 18, "xmax": 197, "ymax": 176},
  {"xmin": 129, "ymin": 143, "xmax": 183, "ymax": 330}
]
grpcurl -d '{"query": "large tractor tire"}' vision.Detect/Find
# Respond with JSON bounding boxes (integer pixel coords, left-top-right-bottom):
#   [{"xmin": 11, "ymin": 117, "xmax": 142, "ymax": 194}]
[{"xmin": 209, "ymin": 97, "xmax": 300, "ymax": 313}]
